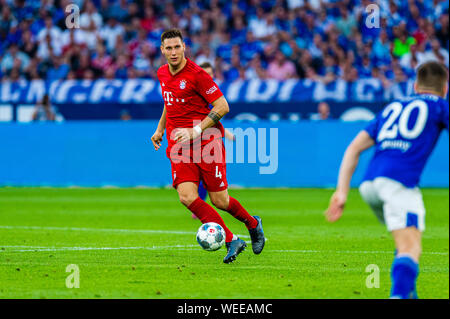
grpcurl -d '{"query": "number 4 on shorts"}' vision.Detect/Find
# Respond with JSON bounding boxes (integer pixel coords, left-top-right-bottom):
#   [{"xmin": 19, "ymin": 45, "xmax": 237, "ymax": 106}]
[{"xmin": 215, "ymin": 166, "xmax": 222, "ymax": 179}]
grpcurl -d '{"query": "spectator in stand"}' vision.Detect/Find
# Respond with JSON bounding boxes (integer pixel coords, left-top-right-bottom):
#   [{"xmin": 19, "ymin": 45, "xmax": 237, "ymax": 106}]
[
  {"xmin": 31, "ymin": 94, "xmax": 57, "ymax": 122},
  {"xmin": 249, "ymin": 8, "xmax": 277, "ymax": 41},
  {"xmin": 267, "ymin": 51, "xmax": 297, "ymax": 80},
  {"xmin": 230, "ymin": 15, "xmax": 247, "ymax": 45},
  {"xmin": 100, "ymin": 17, "xmax": 124, "ymax": 52},
  {"xmin": 372, "ymin": 30, "xmax": 391, "ymax": 67},
  {"xmin": 103, "ymin": 65, "xmax": 116, "ymax": 80},
  {"xmin": 358, "ymin": 55, "xmax": 373, "ymax": 78},
  {"xmin": 108, "ymin": 0, "xmax": 130, "ymax": 22},
  {"xmin": 19, "ymin": 29, "xmax": 38, "ymax": 59},
  {"xmin": 412, "ymin": 18, "xmax": 429, "ymax": 47},
  {"xmin": 46, "ymin": 54, "xmax": 69, "ymax": 81},
  {"xmin": 37, "ymin": 15, "xmax": 62, "ymax": 56},
  {"xmin": 393, "ymin": 30, "xmax": 417, "ymax": 57},
  {"xmin": 6, "ymin": 67, "xmax": 24, "ymax": 82},
  {"xmin": 224, "ymin": 54, "xmax": 241, "ymax": 82},
  {"xmin": 0, "ymin": 6, "xmax": 17, "ymax": 42},
  {"xmin": 0, "ymin": 0, "xmax": 447, "ymax": 84},
  {"xmin": 319, "ymin": 54, "xmax": 338, "ymax": 84},
  {"xmin": 216, "ymin": 31, "xmax": 233, "ymax": 63},
  {"xmin": 74, "ymin": 51, "xmax": 93, "ymax": 79},
  {"xmin": 435, "ymin": 12, "xmax": 449, "ymax": 49},
  {"xmin": 1, "ymin": 43, "xmax": 29, "ymax": 74},
  {"xmin": 336, "ymin": 7, "xmax": 357, "ymax": 38},
  {"xmin": 245, "ymin": 54, "xmax": 267, "ymax": 80},
  {"xmin": 83, "ymin": 69, "xmax": 95, "ymax": 80},
  {"xmin": 115, "ymin": 54, "xmax": 129, "ymax": 79},
  {"xmin": 91, "ymin": 43, "xmax": 113, "ymax": 73},
  {"xmin": 80, "ymin": 0, "xmax": 103, "ymax": 30},
  {"xmin": 140, "ymin": 6, "xmax": 156, "ymax": 32},
  {"xmin": 427, "ymin": 38, "xmax": 450, "ymax": 67},
  {"xmin": 310, "ymin": 102, "xmax": 332, "ymax": 120},
  {"xmin": 133, "ymin": 42, "xmax": 155, "ymax": 78},
  {"xmin": 120, "ymin": 109, "xmax": 132, "ymax": 121},
  {"xmin": 195, "ymin": 45, "xmax": 216, "ymax": 68},
  {"xmin": 240, "ymin": 31, "xmax": 263, "ymax": 63}
]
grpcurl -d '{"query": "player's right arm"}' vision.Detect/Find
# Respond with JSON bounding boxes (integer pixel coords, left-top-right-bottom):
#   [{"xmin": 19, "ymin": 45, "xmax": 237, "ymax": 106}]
[
  {"xmin": 325, "ymin": 130, "xmax": 375, "ymax": 222},
  {"xmin": 151, "ymin": 105, "xmax": 167, "ymax": 151}
]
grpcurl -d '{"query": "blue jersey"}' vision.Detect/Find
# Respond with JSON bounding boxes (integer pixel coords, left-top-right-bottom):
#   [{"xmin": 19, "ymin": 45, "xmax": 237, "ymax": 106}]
[{"xmin": 363, "ymin": 94, "xmax": 449, "ymax": 188}]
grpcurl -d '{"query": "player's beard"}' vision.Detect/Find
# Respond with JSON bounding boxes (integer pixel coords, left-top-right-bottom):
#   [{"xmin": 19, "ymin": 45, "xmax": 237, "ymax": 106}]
[
  {"xmin": 169, "ymin": 56, "xmax": 181, "ymax": 68},
  {"xmin": 168, "ymin": 54, "xmax": 186, "ymax": 71}
]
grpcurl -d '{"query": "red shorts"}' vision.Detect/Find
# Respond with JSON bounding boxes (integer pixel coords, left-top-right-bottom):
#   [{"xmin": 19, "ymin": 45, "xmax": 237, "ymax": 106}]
[{"xmin": 169, "ymin": 138, "xmax": 228, "ymax": 192}]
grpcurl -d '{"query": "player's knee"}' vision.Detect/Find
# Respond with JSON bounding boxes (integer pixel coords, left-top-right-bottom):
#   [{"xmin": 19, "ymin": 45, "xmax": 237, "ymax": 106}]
[
  {"xmin": 178, "ymin": 193, "xmax": 197, "ymax": 207},
  {"xmin": 211, "ymin": 195, "xmax": 229, "ymax": 210}
]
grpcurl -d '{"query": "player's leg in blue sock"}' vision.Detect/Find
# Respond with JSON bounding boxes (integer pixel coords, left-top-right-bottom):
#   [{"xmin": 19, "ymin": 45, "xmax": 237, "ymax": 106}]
[
  {"xmin": 391, "ymin": 227, "xmax": 422, "ymax": 299},
  {"xmin": 198, "ymin": 181, "xmax": 208, "ymax": 201},
  {"xmin": 390, "ymin": 254, "xmax": 419, "ymax": 299},
  {"xmin": 391, "ymin": 248, "xmax": 418, "ymax": 298}
]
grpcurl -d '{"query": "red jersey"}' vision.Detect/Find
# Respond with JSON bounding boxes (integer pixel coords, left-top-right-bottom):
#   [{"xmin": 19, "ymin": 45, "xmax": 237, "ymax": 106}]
[{"xmin": 157, "ymin": 58, "xmax": 225, "ymax": 155}]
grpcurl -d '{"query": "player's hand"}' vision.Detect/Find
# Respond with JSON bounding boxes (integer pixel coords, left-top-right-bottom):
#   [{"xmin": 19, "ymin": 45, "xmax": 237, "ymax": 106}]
[
  {"xmin": 174, "ymin": 127, "xmax": 201, "ymax": 143},
  {"xmin": 224, "ymin": 129, "xmax": 235, "ymax": 141},
  {"xmin": 325, "ymin": 191, "xmax": 347, "ymax": 223},
  {"xmin": 151, "ymin": 129, "xmax": 164, "ymax": 150}
]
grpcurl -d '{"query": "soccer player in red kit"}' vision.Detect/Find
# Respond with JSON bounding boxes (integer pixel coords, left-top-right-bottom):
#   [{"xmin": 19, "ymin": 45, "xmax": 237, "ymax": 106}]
[{"xmin": 150, "ymin": 29, "xmax": 265, "ymax": 263}]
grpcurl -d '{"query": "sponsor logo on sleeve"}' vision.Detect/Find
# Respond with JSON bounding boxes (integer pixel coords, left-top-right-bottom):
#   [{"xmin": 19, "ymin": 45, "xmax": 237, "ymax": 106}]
[{"xmin": 206, "ymin": 86, "xmax": 218, "ymax": 95}]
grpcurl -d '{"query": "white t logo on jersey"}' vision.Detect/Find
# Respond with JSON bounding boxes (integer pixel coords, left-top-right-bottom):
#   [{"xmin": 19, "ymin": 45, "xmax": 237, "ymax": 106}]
[{"xmin": 163, "ymin": 91, "xmax": 173, "ymax": 105}]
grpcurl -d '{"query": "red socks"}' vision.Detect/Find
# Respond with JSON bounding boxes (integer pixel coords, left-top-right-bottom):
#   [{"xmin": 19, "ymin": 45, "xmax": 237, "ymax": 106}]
[
  {"xmin": 226, "ymin": 197, "xmax": 258, "ymax": 230},
  {"xmin": 188, "ymin": 197, "xmax": 234, "ymax": 242}
]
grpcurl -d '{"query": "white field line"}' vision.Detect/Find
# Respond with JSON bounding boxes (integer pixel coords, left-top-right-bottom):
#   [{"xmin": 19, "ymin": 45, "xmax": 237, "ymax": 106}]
[
  {"xmin": 0, "ymin": 226, "xmax": 446, "ymax": 256},
  {"xmin": 1, "ymin": 245, "xmax": 447, "ymax": 256},
  {"xmin": 0, "ymin": 225, "xmax": 251, "ymax": 239},
  {"xmin": 269, "ymin": 249, "xmax": 449, "ymax": 256},
  {"xmin": 171, "ymin": 248, "xmax": 448, "ymax": 256},
  {"xmin": 0, "ymin": 244, "xmax": 198, "ymax": 253}
]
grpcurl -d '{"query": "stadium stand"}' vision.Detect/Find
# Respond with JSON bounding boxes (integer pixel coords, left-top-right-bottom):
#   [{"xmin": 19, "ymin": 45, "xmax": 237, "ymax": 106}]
[{"xmin": 0, "ymin": 0, "xmax": 448, "ymax": 84}]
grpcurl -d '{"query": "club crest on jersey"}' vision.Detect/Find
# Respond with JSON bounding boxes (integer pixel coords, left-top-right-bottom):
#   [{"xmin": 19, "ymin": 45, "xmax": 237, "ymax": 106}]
[{"xmin": 179, "ymin": 80, "xmax": 187, "ymax": 90}]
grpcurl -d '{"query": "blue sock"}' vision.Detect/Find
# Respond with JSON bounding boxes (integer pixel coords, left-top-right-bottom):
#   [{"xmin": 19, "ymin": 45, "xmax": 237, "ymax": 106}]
[
  {"xmin": 390, "ymin": 255, "xmax": 419, "ymax": 299},
  {"xmin": 198, "ymin": 182, "xmax": 208, "ymax": 201}
]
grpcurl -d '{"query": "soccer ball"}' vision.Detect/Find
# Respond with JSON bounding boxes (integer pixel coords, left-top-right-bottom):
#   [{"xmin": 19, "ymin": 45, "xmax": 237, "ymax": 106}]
[{"xmin": 196, "ymin": 222, "xmax": 225, "ymax": 251}]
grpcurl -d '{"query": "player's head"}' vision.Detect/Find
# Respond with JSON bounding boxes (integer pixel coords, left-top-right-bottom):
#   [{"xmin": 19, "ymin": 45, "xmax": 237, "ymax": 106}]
[
  {"xmin": 199, "ymin": 62, "xmax": 214, "ymax": 78},
  {"xmin": 160, "ymin": 28, "xmax": 185, "ymax": 68},
  {"xmin": 414, "ymin": 61, "xmax": 448, "ymax": 98}
]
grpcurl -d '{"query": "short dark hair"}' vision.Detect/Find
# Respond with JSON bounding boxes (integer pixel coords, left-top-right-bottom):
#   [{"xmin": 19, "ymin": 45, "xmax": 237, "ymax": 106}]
[
  {"xmin": 416, "ymin": 61, "xmax": 448, "ymax": 93},
  {"xmin": 199, "ymin": 62, "xmax": 213, "ymax": 70},
  {"xmin": 161, "ymin": 28, "xmax": 183, "ymax": 44}
]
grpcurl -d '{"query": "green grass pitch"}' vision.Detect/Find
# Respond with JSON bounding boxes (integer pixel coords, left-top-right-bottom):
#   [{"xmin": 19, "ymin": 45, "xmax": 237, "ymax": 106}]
[{"xmin": 0, "ymin": 187, "xmax": 448, "ymax": 299}]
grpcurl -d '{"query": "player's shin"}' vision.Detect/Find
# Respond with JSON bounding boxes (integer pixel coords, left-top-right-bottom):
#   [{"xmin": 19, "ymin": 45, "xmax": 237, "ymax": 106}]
[
  {"xmin": 226, "ymin": 196, "xmax": 258, "ymax": 229},
  {"xmin": 187, "ymin": 197, "xmax": 234, "ymax": 242}
]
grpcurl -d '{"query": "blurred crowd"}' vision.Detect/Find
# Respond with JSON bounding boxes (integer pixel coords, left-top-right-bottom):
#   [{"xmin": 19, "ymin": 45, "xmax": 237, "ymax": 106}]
[{"xmin": 0, "ymin": 0, "xmax": 448, "ymax": 86}]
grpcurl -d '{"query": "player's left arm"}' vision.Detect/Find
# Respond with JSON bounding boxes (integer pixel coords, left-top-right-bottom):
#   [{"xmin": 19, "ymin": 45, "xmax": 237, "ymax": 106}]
[
  {"xmin": 200, "ymin": 95, "xmax": 229, "ymax": 131},
  {"xmin": 325, "ymin": 130, "xmax": 375, "ymax": 223}
]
